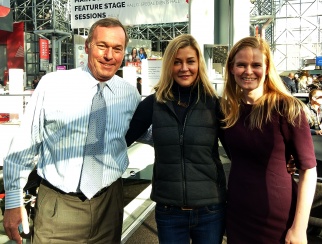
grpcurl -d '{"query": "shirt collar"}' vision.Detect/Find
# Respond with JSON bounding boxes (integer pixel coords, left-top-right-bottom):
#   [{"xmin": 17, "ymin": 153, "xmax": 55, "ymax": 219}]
[{"xmin": 83, "ymin": 65, "xmax": 117, "ymax": 93}]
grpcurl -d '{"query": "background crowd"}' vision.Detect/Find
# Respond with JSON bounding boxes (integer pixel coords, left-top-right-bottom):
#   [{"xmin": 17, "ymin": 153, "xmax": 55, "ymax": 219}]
[{"xmin": 281, "ymin": 72, "xmax": 322, "ymax": 93}]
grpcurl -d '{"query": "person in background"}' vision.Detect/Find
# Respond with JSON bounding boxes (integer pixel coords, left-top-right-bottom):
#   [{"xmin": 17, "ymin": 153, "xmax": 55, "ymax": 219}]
[
  {"xmin": 3, "ymin": 18, "xmax": 140, "ymax": 244},
  {"xmin": 130, "ymin": 47, "xmax": 138, "ymax": 62},
  {"xmin": 126, "ymin": 34, "xmax": 226, "ymax": 244},
  {"xmin": 298, "ymin": 75, "xmax": 308, "ymax": 92},
  {"xmin": 307, "ymin": 77, "xmax": 322, "ymax": 91},
  {"xmin": 138, "ymin": 47, "xmax": 147, "ymax": 61},
  {"xmin": 221, "ymin": 36, "xmax": 317, "ymax": 243},
  {"xmin": 317, "ymin": 74, "xmax": 322, "ymax": 86},
  {"xmin": 136, "ymin": 76, "xmax": 142, "ymax": 95},
  {"xmin": 293, "ymin": 73, "xmax": 300, "ymax": 93},
  {"xmin": 307, "ymin": 89, "xmax": 322, "ymax": 136},
  {"xmin": 307, "ymin": 75, "xmax": 313, "ymax": 86},
  {"xmin": 281, "ymin": 72, "xmax": 296, "ymax": 94},
  {"xmin": 32, "ymin": 77, "xmax": 39, "ymax": 89}
]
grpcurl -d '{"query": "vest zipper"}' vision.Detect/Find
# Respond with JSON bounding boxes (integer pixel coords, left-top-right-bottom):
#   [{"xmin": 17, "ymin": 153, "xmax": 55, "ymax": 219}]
[{"xmin": 180, "ymin": 106, "xmax": 194, "ymax": 206}]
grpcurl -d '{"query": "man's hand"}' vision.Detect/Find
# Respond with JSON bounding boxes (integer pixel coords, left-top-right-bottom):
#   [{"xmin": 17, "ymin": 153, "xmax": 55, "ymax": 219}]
[
  {"xmin": 3, "ymin": 206, "xmax": 29, "ymax": 244},
  {"xmin": 287, "ymin": 155, "xmax": 297, "ymax": 175},
  {"xmin": 315, "ymin": 130, "xmax": 322, "ymax": 136}
]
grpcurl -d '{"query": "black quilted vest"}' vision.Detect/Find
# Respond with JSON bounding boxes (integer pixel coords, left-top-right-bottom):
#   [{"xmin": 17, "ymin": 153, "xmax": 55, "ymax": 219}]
[{"xmin": 150, "ymin": 95, "xmax": 227, "ymax": 207}]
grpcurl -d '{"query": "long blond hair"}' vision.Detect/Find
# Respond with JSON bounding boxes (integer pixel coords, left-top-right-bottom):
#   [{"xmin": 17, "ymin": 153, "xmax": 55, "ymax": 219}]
[
  {"xmin": 154, "ymin": 34, "xmax": 216, "ymax": 102},
  {"xmin": 221, "ymin": 36, "xmax": 310, "ymax": 129}
]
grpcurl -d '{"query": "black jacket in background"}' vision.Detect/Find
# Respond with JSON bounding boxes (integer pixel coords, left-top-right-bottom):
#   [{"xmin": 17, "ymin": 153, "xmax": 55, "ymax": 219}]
[{"xmin": 281, "ymin": 76, "xmax": 297, "ymax": 93}]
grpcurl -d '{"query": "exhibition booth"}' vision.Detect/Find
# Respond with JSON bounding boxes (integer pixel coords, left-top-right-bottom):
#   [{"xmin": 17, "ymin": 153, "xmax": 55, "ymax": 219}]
[{"xmin": 0, "ymin": 68, "xmax": 32, "ymax": 166}]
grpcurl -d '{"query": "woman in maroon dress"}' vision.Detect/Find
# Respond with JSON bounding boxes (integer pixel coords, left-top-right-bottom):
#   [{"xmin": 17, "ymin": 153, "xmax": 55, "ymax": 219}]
[{"xmin": 221, "ymin": 36, "xmax": 317, "ymax": 243}]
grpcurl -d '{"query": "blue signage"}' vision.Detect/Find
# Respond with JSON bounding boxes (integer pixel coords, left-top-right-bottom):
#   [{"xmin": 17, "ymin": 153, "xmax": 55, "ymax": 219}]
[{"xmin": 316, "ymin": 56, "xmax": 322, "ymax": 66}]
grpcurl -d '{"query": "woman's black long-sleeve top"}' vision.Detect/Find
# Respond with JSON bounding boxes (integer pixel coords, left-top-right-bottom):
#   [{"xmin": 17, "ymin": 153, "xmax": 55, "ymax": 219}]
[{"xmin": 125, "ymin": 84, "xmax": 227, "ymax": 207}]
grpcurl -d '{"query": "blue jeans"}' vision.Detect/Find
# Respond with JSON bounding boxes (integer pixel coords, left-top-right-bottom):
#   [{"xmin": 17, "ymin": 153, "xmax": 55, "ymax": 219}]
[{"xmin": 155, "ymin": 203, "xmax": 225, "ymax": 244}]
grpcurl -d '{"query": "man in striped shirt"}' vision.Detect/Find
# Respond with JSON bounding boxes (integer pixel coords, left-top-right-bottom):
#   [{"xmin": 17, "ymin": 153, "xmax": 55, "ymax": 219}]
[{"xmin": 3, "ymin": 18, "xmax": 140, "ymax": 244}]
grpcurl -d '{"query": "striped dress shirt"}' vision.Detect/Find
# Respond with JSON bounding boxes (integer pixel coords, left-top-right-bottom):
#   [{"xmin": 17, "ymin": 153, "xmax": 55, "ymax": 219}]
[{"xmin": 4, "ymin": 66, "xmax": 141, "ymax": 209}]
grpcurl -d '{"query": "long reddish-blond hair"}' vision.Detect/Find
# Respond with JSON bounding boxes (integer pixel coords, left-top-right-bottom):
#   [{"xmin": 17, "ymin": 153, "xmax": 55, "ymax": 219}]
[{"xmin": 221, "ymin": 36, "xmax": 310, "ymax": 129}]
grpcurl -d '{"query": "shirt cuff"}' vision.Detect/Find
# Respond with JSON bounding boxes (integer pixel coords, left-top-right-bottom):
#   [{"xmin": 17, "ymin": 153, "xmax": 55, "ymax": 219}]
[{"xmin": 5, "ymin": 189, "xmax": 24, "ymax": 209}]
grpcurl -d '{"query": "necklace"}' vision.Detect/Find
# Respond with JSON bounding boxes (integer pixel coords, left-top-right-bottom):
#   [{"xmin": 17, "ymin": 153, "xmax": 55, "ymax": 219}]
[{"xmin": 177, "ymin": 87, "xmax": 192, "ymax": 108}]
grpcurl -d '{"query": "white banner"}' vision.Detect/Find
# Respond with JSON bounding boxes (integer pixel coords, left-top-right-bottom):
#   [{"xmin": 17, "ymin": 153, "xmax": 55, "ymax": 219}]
[
  {"xmin": 75, "ymin": 44, "xmax": 88, "ymax": 68},
  {"xmin": 71, "ymin": 0, "xmax": 189, "ymax": 29},
  {"xmin": 141, "ymin": 59, "xmax": 162, "ymax": 96}
]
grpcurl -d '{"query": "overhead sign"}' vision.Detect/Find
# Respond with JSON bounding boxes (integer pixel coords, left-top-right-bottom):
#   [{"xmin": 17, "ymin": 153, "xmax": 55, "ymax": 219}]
[
  {"xmin": 71, "ymin": 0, "xmax": 189, "ymax": 29},
  {"xmin": 316, "ymin": 56, "xmax": 322, "ymax": 66}
]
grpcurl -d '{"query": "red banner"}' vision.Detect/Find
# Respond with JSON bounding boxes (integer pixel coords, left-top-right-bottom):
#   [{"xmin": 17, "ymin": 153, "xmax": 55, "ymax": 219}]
[
  {"xmin": 7, "ymin": 22, "xmax": 24, "ymax": 70},
  {"xmin": 39, "ymin": 38, "xmax": 49, "ymax": 60}
]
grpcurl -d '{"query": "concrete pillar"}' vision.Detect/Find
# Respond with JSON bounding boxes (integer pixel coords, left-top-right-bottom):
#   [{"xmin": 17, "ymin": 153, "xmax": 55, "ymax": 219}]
[
  {"xmin": 189, "ymin": 0, "xmax": 251, "ymax": 87},
  {"xmin": 230, "ymin": 0, "xmax": 251, "ymax": 45},
  {"xmin": 189, "ymin": 0, "xmax": 215, "ymax": 55},
  {"xmin": 189, "ymin": 0, "xmax": 251, "ymax": 48}
]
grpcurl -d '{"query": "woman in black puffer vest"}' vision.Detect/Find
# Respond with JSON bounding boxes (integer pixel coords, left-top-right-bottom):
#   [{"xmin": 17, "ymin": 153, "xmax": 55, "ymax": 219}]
[{"xmin": 126, "ymin": 34, "xmax": 227, "ymax": 244}]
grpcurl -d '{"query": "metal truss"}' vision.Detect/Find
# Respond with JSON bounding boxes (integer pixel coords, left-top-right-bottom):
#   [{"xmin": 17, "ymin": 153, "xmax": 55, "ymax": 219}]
[
  {"xmin": 10, "ymin": 0, "xmax": 70, "ymax": 34},
  {"xmin": 10, "ymin": 0, "xmax": 322, "ymax": 77},
  {"xmin": 10, "ymin": 0, "xmax": 33, "ymax": 31},
  {"xmin": 10, "ymin": 0, "xmax": 188, "ymax": 79},
  {"xmin": 126, "ymin": 22, "xmax": 188, "ymax": 54},
  {"xmin": 126, "ymin": 23, "xmax": 188, "ymax": 41},
  {"xmin": 250, "ymin": 0, "xmax": 322, "ymax": 72},
  {"xmin": 250, "ymin": 0, "xmax": 274, "ymax": 44},
  {"xmin": 10, "ymin": 0, "xmax": 72, "ymax": 86},
  {"xmin": 74, "ymin": 22, "xmax": 189, "ymax": 55}
]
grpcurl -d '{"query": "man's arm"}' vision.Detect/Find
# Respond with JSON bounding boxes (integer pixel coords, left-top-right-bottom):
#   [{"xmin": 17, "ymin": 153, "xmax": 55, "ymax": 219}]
[
  {"xmin": 3, "ymin": 80, "xmax": 46, "ymax": 209},
  {"xmin": 3, "ymin": 207, "xmax": 29, "ymax": 244},
  {"xmin": 3, "ymin": 78, "xmax": 46, "ymax": 243}
]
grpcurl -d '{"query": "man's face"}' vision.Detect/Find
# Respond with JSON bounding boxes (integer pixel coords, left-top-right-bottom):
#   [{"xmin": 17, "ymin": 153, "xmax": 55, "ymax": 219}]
[
  {"xmin": 85, "ymin": 26, "xmax": 126, "ymax": 81},
  {"xmin": 313, "ymin": 90, "xmax": 322, "ymax": 105}
]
